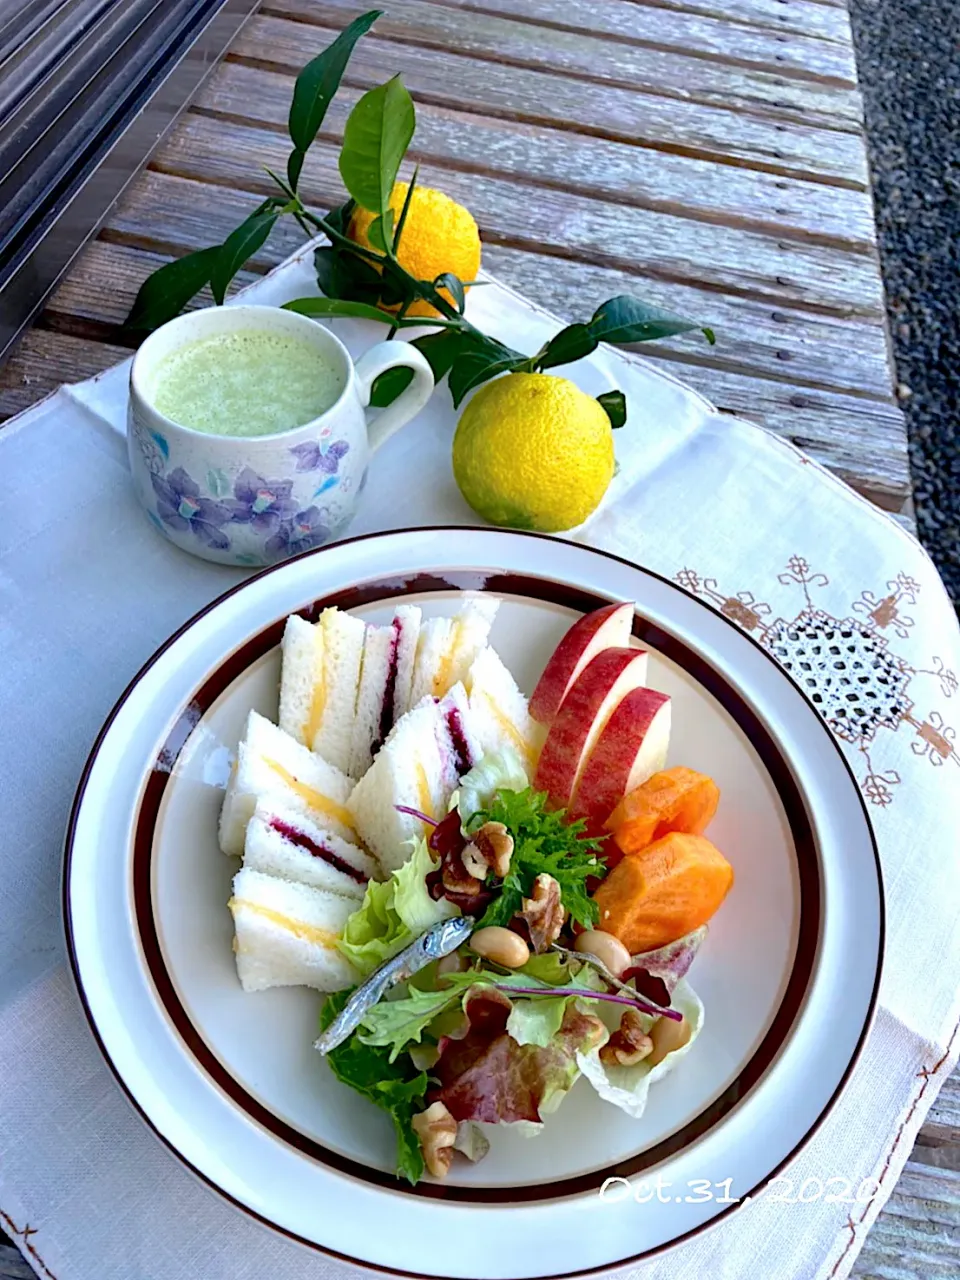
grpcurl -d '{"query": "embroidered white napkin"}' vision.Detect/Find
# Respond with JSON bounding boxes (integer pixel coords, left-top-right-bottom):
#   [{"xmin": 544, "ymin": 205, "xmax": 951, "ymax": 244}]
[{"xmin": 1, "ymin": 245, "xmax": 958, "ymax": 1280}]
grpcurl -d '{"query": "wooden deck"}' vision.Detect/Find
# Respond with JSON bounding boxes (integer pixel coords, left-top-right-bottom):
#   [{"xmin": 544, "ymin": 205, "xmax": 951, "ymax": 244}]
[{"xmin": 2, "ymin": 1, "xmax": 954, "ymax": 1275}]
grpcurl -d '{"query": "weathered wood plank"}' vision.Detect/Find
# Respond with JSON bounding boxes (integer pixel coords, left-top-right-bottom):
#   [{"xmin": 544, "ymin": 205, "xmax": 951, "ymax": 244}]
[
  {"xmin": 413, "ymin": 0, "xmax": 858, "ymax": 84},
  {"xmin": 234, "ymin": 15, "xmax": 870, "ymax": 186},
  {"xmin": 148, "ymin": 115, "xmax": 888, "ymax": 317},
  {"xmin": 103, "ymin": 170, "xmax": 304, "ymax": 262},
  {"xmin": 920, "ymin": 1067, "xmax": 960, "ymax": 1150},
  {"xmin": 0, "ymin": 331, "xmax": 131, "ymax": 420},
  {"xmin": 852, "ymin": 1162, "xmax": 960, "ymax": 1278},
  {"xmin": 580, "ymin": 0, "xmax": 853, "ymax": 43},
  {"xmin": 265, "ymin": 0, "xmax": 864, "ymax": 130},
  {"xmin": 42, "ymin": 240, "xmax": 259, "ymax": 335},
  {"xmin": 198, "ymin": 59, "xmax": 877, "ymax": 248},
  {"xmin": 0, "ymin": 1241, "xmax": 33, "ymax": 1280},
  {"xmin": 481, "ymin": 243, "xmax": 895, "ymax": 399}
]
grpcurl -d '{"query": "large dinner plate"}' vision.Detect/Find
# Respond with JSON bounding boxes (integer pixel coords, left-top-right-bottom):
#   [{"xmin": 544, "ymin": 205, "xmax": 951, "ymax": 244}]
[{"xmin": 64, "ymin": 527, "xmax": 883, "ymax": 1279}]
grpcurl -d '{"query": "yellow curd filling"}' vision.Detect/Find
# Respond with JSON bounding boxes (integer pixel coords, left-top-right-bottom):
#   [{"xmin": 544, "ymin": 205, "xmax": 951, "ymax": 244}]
[
  {"xmin": 476, "ymin": 692, "xmax": 536, "ymax": 768},
  {"xmin": 415, "ymin": 761, "xmax": 434, "ymax": 823},
  {"xmin": 432, "ymin": 618, "xmax": 464, "ymax": 697},
  {"xmin": 228, "ymin": 898, "xmax": 338, "ymax": 947},
  {"xmin": 263, "ymin": 757, "xmax": 356, "ymax": 834},
  {"xmin": 304, "ymin": 622, "xmax": 327, "ymax": 746}
]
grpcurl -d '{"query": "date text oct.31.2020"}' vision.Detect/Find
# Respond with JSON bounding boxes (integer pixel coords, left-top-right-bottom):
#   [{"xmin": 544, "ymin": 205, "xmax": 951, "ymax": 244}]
[{"xmin": 599, "ymin": 1173, "xmax": 881, "ymax": 1206}]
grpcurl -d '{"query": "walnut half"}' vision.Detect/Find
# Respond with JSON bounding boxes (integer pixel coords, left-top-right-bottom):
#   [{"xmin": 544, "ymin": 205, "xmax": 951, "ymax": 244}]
[
  {"xmin": 518, "ymin": 872, "xmax": 564, "ymax": 953},
  {"xmin": 599, "ymin": 1008, "xmax": 654, "ymax": 1067},
  {"xmin": 462, "ymin": 821, "xmax": 514, "ymax": 879},
  {"xmin": 412, "ymin": 1101, "xmax": 458, "ymax": 1179}
]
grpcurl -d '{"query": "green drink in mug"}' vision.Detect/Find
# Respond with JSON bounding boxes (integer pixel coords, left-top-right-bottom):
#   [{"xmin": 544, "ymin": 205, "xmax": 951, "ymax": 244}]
[{"xmin": 127, "ymin": 305, "xmax": 434, "ymax": 566}]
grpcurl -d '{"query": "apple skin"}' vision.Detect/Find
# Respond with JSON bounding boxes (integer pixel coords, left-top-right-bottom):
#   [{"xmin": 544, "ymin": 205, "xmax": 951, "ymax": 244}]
[
  {"xmin": 529, "ymin": 601, "xmax": 634, "ymax": 724},
  {"xmin": 533, "ymin": 646, "xmax": 649, "ymax": 807},
  {"xmin": 570, "ymin": 687, "xmax": 672, "ymax": 834}
]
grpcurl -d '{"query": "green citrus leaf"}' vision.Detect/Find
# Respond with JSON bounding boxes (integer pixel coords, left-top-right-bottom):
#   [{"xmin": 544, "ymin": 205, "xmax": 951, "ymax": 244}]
[
  {"xmin": 433, "ymin": 272, "xmax": 466, "ymax": 314},
  {"xmin": 125, "ymin": 246, "xmax": 220, "ymax": 331},
  {"xmin": 314, "ymin": 244, "xmax": 385, "ymax": 303},
  {"xmin": 597, "ymin": 389, "xmax": 627, "ymax": 429},
  {"xmin": 283, "ymin": 297, "xmax": 395, "ymax": 323},
  {"xmin": 393, "ymin": 166, "xmax": 419, "ymax": 249},
  {"xmin": 339, "ymin": 75, "xmax": 415, "ymax": 218},
  {"xmin": 210, "ymin": 209, "xmax": 280, "ymax": 305},
  {"xmin": 370, "ymin": 365, "xmax": 415, "ymax": 407},
  {"xmin": 535, "ymin": 322, "xmax": 598, "ymax": 371},
  {"xmin": 287, "ymin": 10, "xmax": 383, "ymax": 179},
  {"xmin": 284, "ymin": 295, "xmax": 396, "ymax": 325},
  {"xmin": 412, "ymin": 330, "xmax": 465, "ymax": 382},
  {"xmin": 588, "ymin": 295, "xmax": 713, "ymax": 345},
  {"xmin": 324, "ymin": 200, "xmax": 356, "ymax": 238},
  {"xmin": 448, "ymin": 338, "xmax": 528, "ymax": 408},
  {"xmin": 366, "ymin": 208, "xmax": 395, "ymax": 254}
]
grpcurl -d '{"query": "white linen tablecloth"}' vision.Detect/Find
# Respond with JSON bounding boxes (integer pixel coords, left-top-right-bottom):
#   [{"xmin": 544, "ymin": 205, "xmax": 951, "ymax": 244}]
[{"xmin": 2, "ymin": 245, "xmax": 959, "ymax": 1280}]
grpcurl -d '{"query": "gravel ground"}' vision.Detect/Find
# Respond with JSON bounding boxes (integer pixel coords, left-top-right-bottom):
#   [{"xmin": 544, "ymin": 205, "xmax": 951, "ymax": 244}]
[{"xmin": 847, "ymin": 0, "xmax": 960, "ymax": 603}]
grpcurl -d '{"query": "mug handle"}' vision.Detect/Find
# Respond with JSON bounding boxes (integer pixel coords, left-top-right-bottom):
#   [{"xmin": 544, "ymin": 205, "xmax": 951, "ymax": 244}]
[{"xmin": 353, "ymin": 340, "xmax": 435, "ymax": 455}]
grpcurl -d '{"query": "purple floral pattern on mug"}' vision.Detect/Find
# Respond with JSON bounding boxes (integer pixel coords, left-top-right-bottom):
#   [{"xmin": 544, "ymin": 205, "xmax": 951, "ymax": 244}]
[
  {"xmin": 227, "ymin": 466, "xmax": 297, "ymax": 531},
  {"xmin": 151, "ymin": 468, "xmax": 232, "ymax": 551},
  {"xmin": 265, "ymin": 506, "xmax": 332, "ymax": 559},
  {"xmin": 289, "ymin": 439, "xmax": 350, "ymax": 474}
]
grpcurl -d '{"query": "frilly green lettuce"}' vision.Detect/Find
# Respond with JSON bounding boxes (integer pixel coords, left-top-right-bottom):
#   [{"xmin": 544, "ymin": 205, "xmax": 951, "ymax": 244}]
[
  {"xmin": 576, "ymin": 978, "xmax": 704, "ymax": 1120},
  {"xmin": 454, "ymin": 747, "xmax": 529, "ymax": 826},
  {"xmin": 337, "ymin": 838, "xmax": 456, "ymax": 976},
  {"xmin": 505, "ymin": 994, "xmax": 571, "ymax": 1047}
]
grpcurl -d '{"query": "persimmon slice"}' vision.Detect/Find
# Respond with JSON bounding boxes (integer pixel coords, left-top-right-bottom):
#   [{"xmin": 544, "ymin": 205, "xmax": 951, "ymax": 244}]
[
  {"xmin": 592, "ymin": 831, "xmax": 733, "ymax": 953},
  {"xmin": 605, "ymin": 766, "xmax": 719, "ymax": 854}
]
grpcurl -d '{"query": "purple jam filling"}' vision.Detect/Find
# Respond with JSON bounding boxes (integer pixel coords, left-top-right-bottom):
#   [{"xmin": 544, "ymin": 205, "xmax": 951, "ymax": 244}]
[
  {"xmin": 371, "ymin": 616, "xmax": 403, "ymax": 756},
  {"xmin": 445, "ymin": 705, "xmax": 474, "ymax": 778},
  {"xmin": 268, "ymin": 817, "xmax": 366, "ymax": 884}
]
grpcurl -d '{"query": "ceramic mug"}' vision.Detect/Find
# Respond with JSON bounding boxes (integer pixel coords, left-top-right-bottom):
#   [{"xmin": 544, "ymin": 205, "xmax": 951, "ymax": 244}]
[{"xmin": 126, "ymin": 304, "xmax": 434, "ymax": 566}]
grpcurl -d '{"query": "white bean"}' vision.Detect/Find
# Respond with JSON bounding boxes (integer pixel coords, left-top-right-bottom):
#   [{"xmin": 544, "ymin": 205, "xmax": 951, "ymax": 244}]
[
  {"xmin": 574, "ymin": 929, "xmax": 632, "ymax": 979},
  {"xmin": 469, "ymin": 926, "xmax": 530, "ymax": 969},
  {"xmin": 647, "ymin": 1014, "xmax": 691, "ymax": 1066}
]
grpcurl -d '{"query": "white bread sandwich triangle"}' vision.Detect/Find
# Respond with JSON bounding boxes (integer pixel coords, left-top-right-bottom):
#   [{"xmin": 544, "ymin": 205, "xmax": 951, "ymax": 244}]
[
  {"xmin": 466, "ymin": 646, "xmax": 546, "ymax": 774},
  {"xmin": 229, "ymin": 867, "xmax": 359, "ymax": 992},
  {"xmin": 349, "ymin": 604, "xmax": 422, "ymax": 777},
  {"xmin": 278, "ymin": 608, "xmax": 364, "ymax": 774},
  {"xmin": 243, "ymin": 801, "xmax": 381, "ymax": 899},
  {"xmin": 409, "ymin": 597, "xmax": 499, "ymax": 706},
  {"xmin": 348, "ymin": 682, "xmax": 481, "ymax": 870},
  {"xmin": 219, "ymin": 709, "xmax": 357, "ymax": 856}
]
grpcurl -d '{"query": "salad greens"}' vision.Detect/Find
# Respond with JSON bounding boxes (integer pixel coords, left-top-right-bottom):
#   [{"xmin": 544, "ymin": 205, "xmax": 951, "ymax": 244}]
[
  {"xmin": 468, "ymin": 787, "xmax": 605, "ymax": 930},
  {"xmin": 357, "ymin": 968, "xmax": 586, "ymax": 1061},
  {"xmin": 505, "ymin": 995, "xmax": 571, "ymax": 1048},
  {"xmin": 337, "ymin": 838, "xmax": 456, "ymax": 975},
  {"xmin": 576, "ymin": 979, "xmax": 704, "ymax": 1120},
  {"xmin": 323, "ymin": 774, "xmax": 705, "ymax": 1184},
  {"xmin": 319, "ymin": 989, "xmax": 429, "ymax": 1183}
]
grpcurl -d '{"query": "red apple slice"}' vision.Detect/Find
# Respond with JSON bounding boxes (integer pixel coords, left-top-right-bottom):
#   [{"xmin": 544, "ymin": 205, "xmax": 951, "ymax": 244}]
[
  {"xmin": 570, "ymin": 687, "xmax": 672, "ymax": 832},
  {"xmin": 529, "ymin": 601, "xmax": 634, "ymax": 724},
  {"xmin": 533, "ymin": 647, "xmax": 649, "ymax": 807}
]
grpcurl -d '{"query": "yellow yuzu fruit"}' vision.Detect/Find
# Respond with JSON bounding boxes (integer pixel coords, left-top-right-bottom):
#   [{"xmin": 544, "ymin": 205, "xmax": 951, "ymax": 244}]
[
  {"xmin": 452, "ymin": 372, "xmax": 615, "ymax": 532},
  {"xmin": 347, "ymin": 182, "xmax": 481, "ymax": 318}
]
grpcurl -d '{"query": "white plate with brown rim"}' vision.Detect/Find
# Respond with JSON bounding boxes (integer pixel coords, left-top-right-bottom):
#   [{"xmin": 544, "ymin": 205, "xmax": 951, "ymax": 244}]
[{"xmin": 64, "ymin": 526, "xmax": 883, "ymax": 1279}]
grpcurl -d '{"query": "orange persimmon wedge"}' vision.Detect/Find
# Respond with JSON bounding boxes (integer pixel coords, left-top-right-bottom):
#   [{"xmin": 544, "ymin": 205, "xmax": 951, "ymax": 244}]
[
  {"xmin": 592, "ymin": 831, "xmax": 733, "ymax": 953},
  {"xmin": 605, "ymin": 766, "xmax": 720, "ymax": 855}
]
